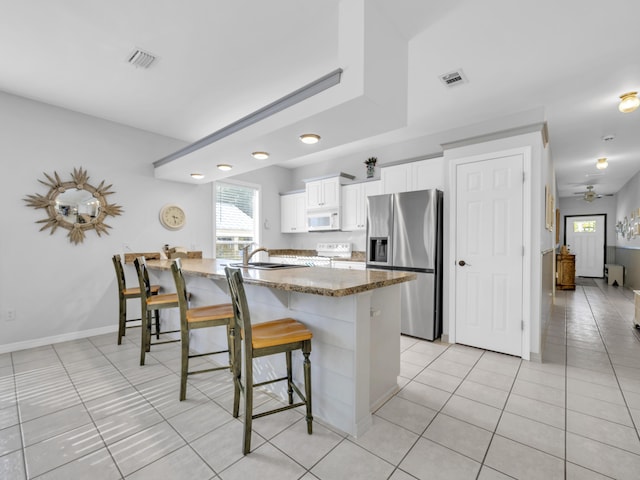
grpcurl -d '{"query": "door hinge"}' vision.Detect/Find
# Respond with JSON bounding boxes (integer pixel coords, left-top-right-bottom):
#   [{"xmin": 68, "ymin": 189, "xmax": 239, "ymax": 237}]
[
  {"xmin": 522, "ymin": 246, "xmax": 525, "ymax": 256},
  {"xmin": 521, "ymin": 320, "xmax": 525, "ymax": 331},
  {"xmin": 522, "ymin": 172, "xmax": 525, "ymax": 183}
]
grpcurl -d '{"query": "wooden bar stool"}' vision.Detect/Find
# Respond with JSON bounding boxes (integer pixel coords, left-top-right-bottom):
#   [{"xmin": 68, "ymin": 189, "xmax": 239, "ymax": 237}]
[
  {"xmin": 134, "ymin": 256, "xmax": 181, "ymax": 365},
  {"xmin": 170, "ymin": 258, "xmax": 235, "ymax": 401},
  {"xmin": 225, "ymin": 266, "xmax": 313, "ymax": 454},
  {"xmin": 112, "ymin": 254, "xmax": 161, "ymax": 345}
]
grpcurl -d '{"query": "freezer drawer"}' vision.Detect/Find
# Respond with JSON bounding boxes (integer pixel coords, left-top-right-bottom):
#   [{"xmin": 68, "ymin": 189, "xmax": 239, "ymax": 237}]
[{"xmin": 400, "ymin": 271, "xmax": 440, "ymax": 341}]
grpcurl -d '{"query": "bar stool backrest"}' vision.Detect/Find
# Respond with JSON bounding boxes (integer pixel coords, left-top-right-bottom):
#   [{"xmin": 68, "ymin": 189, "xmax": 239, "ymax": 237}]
[
  {"xmin": 133, "ymin": 256, "xmax": 152, "ymax": 301},
  {"xmin": 112, "ymin": 254, "xmax": 127, "ymax": 293},
  {"xmin": 170, "ymin": 258, "xmax": 189, "ymax": 331},
  {"xmin": 225, "ymin": 267, "xmax": 253, "ymax": 357}
]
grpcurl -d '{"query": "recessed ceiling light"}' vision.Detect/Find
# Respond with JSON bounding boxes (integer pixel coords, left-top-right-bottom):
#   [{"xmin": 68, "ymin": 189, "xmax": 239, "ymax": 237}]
[
  {"xmin": 252, "ymin": 151, "xmax": 269, "ymax": 160},
  {"xmin": 596, "ymin": 158, "xmax": 608, "ymax": 170},
  {"xmin": 618, "ymin": 91, "xmax": 639, "ymax": 113},
  {"xmin": 190, "ymin": 173, "xmax": 205, "ymax": 179},
  {"xmin": 299, "ymin": 133, "xmax": 321, "ymax": 144},
  {"xmin": 217, "ymin": 164, "xmax": 233, "ymax": 171}
]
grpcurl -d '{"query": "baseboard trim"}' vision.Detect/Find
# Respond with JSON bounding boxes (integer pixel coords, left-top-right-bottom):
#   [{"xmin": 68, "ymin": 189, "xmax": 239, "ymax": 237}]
[{"xmin": 0, "ymin": 325, "xmax": 118, "ymax": 355}]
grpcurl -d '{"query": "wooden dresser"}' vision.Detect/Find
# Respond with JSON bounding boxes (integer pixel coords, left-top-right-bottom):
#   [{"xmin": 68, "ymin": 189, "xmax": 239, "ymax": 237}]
[{"xmin": 556, "ymin": 253, "xmax": 576, "ymax": 290}]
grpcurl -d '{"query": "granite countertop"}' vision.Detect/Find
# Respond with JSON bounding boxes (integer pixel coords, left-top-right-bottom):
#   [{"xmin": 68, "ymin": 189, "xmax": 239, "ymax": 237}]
[{"xmin": 146, "ymin": 258, "xmax": 415, "ymax": 297}]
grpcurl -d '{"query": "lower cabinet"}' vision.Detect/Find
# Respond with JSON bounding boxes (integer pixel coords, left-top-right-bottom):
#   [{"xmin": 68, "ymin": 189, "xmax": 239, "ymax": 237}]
[
  {"xmin": 332, "ymin": 261, "xmax": 366, "ymax": 270},
  {"xmin": 556, "ymin": 254, "xmax": 575, "ymax": 290}
]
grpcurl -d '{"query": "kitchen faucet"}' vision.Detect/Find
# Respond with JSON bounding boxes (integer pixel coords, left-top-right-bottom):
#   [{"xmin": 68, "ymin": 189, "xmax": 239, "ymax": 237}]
[{"xmin": 242, "ymin": 244, "xmax": 268, "ymax": 266}]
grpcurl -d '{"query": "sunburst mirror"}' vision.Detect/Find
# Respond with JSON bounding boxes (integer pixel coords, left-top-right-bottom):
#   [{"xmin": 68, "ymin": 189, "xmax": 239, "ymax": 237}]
[{"xmin": 24, "ymin": 167, "xmax": 123, "ymax": 244}]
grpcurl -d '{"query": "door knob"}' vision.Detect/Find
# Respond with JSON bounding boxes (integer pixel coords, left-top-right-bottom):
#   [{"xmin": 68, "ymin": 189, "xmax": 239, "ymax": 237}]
[{"xmin": 458, "ymin": 260, "xmax": 469, "ymax": 266}]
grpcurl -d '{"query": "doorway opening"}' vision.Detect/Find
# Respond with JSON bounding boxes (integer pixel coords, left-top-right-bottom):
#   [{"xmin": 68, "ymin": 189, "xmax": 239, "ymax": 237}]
[{"xmin": 564, "ymin": 214, "xmax": 606, "ymax": 278}]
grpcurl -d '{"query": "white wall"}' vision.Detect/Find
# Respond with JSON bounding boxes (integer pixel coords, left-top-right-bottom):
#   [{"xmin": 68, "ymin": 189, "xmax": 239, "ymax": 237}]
[
  {"xmin": 611, "ymin": 169, "xmax": 640, "ymax": 288},
  {"xmin": 0, "ymin": 92, "xmax": 214, "ymax": 352},
  {"xmin": 615, "ymin": 170, "xmax": 640, "ymax": 249}
]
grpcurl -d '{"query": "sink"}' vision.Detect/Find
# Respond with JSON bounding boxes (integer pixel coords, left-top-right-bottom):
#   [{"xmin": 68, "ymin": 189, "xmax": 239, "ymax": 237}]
[{"xmin": 228, "ymin": 262, "xmax": 309, "ymax": 270}]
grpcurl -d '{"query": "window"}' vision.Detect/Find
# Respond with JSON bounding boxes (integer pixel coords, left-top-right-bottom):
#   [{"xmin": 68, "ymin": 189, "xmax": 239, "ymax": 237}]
[
  {"xmin": 215, "ymin": 182, "xmax": 259, "ymax": 260},
  {"xmin": 573, "ymin": 220, "xmax": 596, "ymax": 233}
]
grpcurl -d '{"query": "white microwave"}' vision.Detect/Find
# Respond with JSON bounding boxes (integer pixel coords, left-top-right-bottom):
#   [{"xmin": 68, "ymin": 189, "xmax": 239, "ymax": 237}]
[{"xmin": 307, "ymin": 209, "xmax": 340, "ymax": 231}]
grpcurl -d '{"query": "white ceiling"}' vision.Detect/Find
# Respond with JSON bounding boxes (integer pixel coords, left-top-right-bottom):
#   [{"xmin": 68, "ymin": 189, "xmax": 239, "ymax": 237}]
[{"xmin": 1, "ymin": 0, "xmax": 639, "ymax": 198}]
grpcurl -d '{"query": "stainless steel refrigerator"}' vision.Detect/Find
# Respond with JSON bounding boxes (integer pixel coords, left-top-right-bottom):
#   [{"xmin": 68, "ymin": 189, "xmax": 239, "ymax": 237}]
[{"xmin": 366, "ymin": 189, "xmax": 443, "ymax": 340}]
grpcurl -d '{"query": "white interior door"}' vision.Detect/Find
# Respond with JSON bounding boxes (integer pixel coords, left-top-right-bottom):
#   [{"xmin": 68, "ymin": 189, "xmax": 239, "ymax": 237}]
[
  {"xmin": 565, "ymin": 215, "xmax": 605, "ymax": 277},
  {"xmin": 455, "ymin": 155, "xmax": 524, "ymax": 356}
]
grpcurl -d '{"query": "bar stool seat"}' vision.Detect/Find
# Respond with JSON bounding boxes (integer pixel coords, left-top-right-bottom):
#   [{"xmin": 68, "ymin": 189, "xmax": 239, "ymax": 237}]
[
  {"xmin": 112, "ymin": 254, "xmax": 161, "ymax": 345},
  {"xmin": 186, "ymin": 304, "xmax": 233, "ymax": 323},
  {"xmin": 252, "ymin": 319, "xmax": 313, "ymax": 349},
  {"xmin": 171, "ymin": 259, "xmax": 235, "ymax": 401},
  {"xmin": 225, "ymin": 266, "xmax": 313, "ymax": 455},
  {"xmin": 134, "ymin": 256, "xmax": 181, "ymax": 365},
  {"xmin": 122, "ymin": 285, "xmax": 160, "ymax": 297},
  {"xmin": 147, "ymin": 292, "xmax": 179, "ymax": 307}
]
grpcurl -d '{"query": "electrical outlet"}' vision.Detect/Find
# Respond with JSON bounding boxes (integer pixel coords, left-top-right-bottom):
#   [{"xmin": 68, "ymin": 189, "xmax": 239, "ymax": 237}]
[{"xmin": 6, "ymin": 309, "xmax": 16, "ymax": 321}]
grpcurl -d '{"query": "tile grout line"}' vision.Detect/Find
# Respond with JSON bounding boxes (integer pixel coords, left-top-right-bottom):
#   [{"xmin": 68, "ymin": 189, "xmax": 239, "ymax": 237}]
[
  {"xmin": 92, "ymin": 335, "xmax": 233, "ymax": 479},
  {"xmin": 563, "ymin": 289, "xmax": 569, "ymax": 480},
  {"xmin": 121, "ymin": 332, "xmax": 323, "ymax": 477},
  {"xmin": 581, "ymin": 283, "xmax": 640, "ymax": 445},
  {"xmin": 474, "ymin": 353, "xmax": 523, "ymax": 480},
  {"xmin": 9, "ymin": 351, "xmax": 28, "ymax": 480},
  {"xmin": 383, "ymin": 341, "xmax": 455, "ymax": 479},
  {"xmin": 118, "ymin": 333, "xmax": 329, "ymax": 478},
  {"xmin": 50, "ymin": 341, "xmax": 127, "ymax": 479}
]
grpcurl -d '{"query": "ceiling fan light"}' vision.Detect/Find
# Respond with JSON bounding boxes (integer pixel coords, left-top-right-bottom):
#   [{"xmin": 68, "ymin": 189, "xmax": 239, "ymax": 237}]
[
  {"xmin": 596, "ymin": 158, "xmax": 608, "ymax": 170},
  {"xmin": 299, "ymin": 133, "xmax": 321, "ymax": 144},
  {"xmin": 618, "ymin": 91, "xmax": 639, "ymax": 113},
  {"xmin": 251, "ymin": 151, "xmax": 269, "ymax": 160},
  {"xmin": 217, "ymin": 164, "xmax": 233, "ymax": 171}
]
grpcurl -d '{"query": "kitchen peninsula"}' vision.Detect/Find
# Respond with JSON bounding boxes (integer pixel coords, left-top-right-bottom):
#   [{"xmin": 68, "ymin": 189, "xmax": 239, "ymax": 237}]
[{"xmin": 146, "ymin": 258, "xmax": 415, "ymax": 437}]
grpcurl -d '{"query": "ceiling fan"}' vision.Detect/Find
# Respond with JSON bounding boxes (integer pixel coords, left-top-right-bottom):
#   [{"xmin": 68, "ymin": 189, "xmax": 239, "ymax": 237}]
[{"xmin": 573, "ymin": 185, "xmax": 613, "ymax": 202}]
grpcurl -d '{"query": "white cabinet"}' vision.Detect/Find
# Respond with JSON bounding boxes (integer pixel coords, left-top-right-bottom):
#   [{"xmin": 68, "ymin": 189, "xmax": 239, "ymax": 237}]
[
  {"xmin": 381, "ymin": 158, "xmax": 444, "ymax": 194},
  {"xmin": 280, "ymin": 192, "xmax": 307, "ymax": 233},
  {"xmin": 306, "ymin": 177, "xmax": 341, "ymax": 209},
  {"xmin": 341, "ymin": 180, "xmax": 381, "ymax": 231}
]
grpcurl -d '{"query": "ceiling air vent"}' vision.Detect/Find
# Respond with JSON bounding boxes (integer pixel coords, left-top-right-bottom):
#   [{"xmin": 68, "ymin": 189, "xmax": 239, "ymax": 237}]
[
  {"xmin": 439, "ymin": 69, "xmax": 467, "ymax": 87},
  {"xmin": 127, "ymin": 49, "xmax": 156, "ymax": 69}
]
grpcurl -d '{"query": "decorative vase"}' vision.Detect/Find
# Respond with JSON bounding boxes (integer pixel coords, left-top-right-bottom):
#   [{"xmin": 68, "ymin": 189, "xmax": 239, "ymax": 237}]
[{"xmin": 366, "ymin": 163, "xmax": 375, "ymax": 178}]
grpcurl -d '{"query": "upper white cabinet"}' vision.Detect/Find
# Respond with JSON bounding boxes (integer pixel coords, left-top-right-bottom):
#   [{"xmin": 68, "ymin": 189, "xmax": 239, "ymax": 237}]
[
  {"xmin": 341, "ymin": 180, "xmax": 381, "ymax": 231},
  {"xmin": 306, "ymin": 176, "xmax": 341, "ymax": 210},
  {"xmin": 381, "ymin": 157, "xmax": 444, "ymax": 194},
  {"xmin": 280, "ymin": 191, "xmax": 307, "ymax": 233}
]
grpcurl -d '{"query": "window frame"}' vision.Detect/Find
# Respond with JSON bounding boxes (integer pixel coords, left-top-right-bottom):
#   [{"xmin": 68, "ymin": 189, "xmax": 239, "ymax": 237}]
[{"xmin": 213, "ymin": 179, "xmax": 261, "ymax": 260}]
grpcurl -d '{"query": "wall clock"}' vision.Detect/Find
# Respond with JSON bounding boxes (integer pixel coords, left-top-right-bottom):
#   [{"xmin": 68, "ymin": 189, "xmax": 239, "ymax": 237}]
[{"xmin": 159, "ymin": 204, "xmax": 186, "ymax": 230}]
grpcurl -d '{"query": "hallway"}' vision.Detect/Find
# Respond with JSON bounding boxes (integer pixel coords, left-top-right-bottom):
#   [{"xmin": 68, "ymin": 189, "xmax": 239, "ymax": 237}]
[{"xmin": 0, "ymin": 280, "xmax": 639, "ymax": 479}]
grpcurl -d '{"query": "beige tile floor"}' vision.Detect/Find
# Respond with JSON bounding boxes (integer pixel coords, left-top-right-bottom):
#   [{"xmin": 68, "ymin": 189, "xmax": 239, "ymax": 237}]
[{"xmin": 1, "ymin": 279, "xmax": 639, "ymax": 479}]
